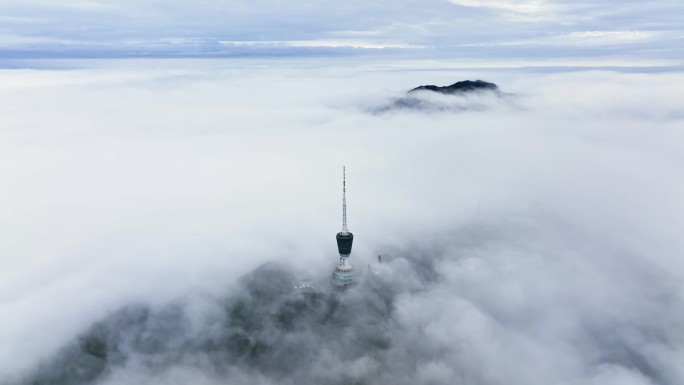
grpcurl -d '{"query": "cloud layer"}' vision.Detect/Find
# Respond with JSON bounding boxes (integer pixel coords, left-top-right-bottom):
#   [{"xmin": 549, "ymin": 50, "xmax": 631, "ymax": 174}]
[{"xmin": 1, "ymin": 60, "xmax": 684, "ymax": 384}]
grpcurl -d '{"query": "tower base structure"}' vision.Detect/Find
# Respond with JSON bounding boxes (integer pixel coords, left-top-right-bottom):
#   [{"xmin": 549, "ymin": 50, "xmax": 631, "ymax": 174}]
[{"xmin": 331, "ymin": 261, "xmax": 356, "ymax": 288}]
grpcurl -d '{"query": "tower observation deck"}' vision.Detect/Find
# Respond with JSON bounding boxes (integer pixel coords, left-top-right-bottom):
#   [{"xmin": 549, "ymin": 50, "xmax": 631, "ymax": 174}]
[{"xmin": 332, "ymin": 166, "xmax": 356, "ymax": 288}]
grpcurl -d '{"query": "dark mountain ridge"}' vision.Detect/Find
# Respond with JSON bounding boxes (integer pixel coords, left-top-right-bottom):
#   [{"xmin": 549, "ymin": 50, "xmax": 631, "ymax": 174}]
[
  {"xmin": 373, "ymin": 79, "xmax": 511, "ymax": 113},
  {"xmin": 408, "ymin": 80, "xmax": 499, "ymax": 95}
]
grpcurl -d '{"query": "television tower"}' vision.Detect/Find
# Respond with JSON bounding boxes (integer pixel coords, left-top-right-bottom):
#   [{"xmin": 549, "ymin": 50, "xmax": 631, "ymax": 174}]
[{"xmin": 331, "ymin": 166, "xmax": 356, "ymax": 288}]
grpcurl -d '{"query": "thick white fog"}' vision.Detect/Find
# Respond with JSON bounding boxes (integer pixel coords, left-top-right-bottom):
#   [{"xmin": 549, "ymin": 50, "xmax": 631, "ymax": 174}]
[{"xmin": 1, "ymin": 60, "xmax": 684, "ymax": 385}]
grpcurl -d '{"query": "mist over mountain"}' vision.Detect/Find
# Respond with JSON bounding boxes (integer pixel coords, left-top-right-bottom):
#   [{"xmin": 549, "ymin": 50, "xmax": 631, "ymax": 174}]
[
  {"xmin": 373, "ymin": 80, "xmax": 518, "ymax": 114},
  {"xmin": 9, "ymin": 261, "xmax": 394, "ymax": 385},
  {"xmin": 2, "ymin": 61, "xmax": 684, "ymax": 385},
  {"xmin": 8, "ymin": 215, "xmax": 684, "ymax": 385}
]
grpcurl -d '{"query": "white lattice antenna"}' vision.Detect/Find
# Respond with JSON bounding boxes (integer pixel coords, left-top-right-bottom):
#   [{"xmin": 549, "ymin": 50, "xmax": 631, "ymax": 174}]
[{"xmin": 342, "ymin": 166, "xmax": 349, "ymax": 233}]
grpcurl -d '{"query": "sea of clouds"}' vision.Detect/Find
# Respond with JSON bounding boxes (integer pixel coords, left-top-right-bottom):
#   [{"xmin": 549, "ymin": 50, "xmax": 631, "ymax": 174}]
[{"xmin": 1, "ymin": 59, "xmax": 684, "ymax": 385}]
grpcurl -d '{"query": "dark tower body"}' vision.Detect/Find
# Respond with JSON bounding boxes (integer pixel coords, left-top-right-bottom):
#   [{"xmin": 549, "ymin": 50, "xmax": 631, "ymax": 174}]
[{"xmin": 336, "ymin": 232, "xmax": 353, "ymax": 256}]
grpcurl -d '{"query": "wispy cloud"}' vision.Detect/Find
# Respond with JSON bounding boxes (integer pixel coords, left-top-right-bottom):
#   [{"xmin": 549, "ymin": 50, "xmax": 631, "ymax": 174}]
[
  {"xmin": 448, "ymin": 0, "xmax": 558, "ymax": 15},
  {"xmin": 18, "ymin": 0, "xmax": 120, "ymax": 11}
]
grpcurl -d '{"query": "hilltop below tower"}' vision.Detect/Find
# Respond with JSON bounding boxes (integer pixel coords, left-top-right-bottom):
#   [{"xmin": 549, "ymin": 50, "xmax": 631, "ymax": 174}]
[{"xmin": 332, "ymin": 166, "xmax": 356, "ymax": 288}]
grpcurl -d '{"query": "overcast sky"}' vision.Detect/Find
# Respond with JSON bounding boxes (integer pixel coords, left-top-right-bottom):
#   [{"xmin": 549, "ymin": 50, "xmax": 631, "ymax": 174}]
[{"xmin": 1, "ymin": 0, "xmax": 683, "ymax": 62}]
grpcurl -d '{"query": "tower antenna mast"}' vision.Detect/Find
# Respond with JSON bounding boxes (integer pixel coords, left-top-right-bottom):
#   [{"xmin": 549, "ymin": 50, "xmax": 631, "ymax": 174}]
[{"xmin": 342, "ymin": 166, "xmax": 348, "ymax": 234}]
